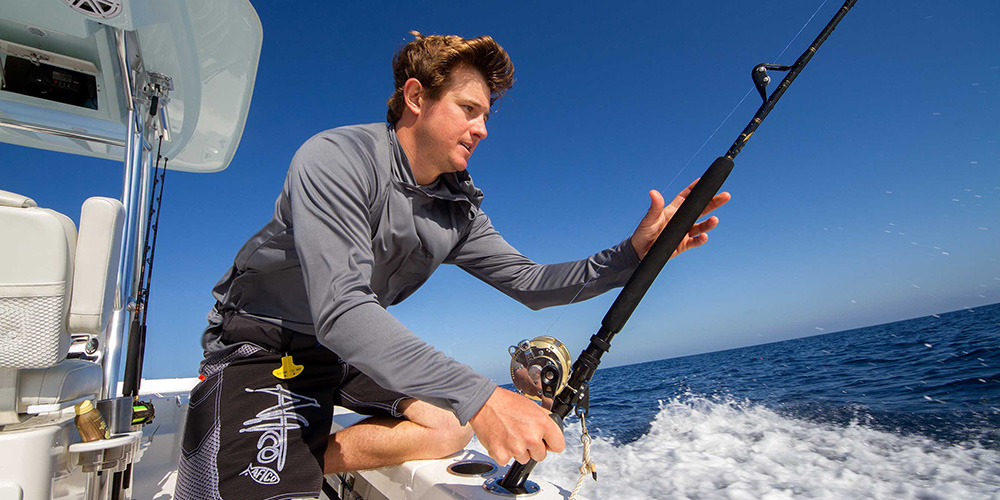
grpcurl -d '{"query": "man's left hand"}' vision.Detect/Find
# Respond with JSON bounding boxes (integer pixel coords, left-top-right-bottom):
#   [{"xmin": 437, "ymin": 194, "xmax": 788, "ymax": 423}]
[{"xmin": 630, "ymin": 179, "xmax": 731, "ymax": 261}]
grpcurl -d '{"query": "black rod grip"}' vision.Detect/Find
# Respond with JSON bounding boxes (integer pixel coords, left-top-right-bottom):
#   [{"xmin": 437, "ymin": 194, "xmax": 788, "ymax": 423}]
[
  {"xmin": 499, "ymin": 457, "xmax": 534, "ymax": 491},
  {"xmin": 121, "ymin": 316, "xmax": 143, "ymax": 397},
  {"xmin": 135, "ymin": 323, "xmax": 147, "ymax": 391},
  {"xmin": 497, "ymin": 413, "xmax": 564, "ymax": 491},
  {"xmin": 602, "ymin": 156, "xmax": 734, "ymax": 332}
]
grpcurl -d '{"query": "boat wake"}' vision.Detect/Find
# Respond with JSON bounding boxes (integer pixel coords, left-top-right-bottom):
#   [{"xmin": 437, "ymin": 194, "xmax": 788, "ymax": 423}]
[{"xmin": 473, "ymin": 395, "xmax": 1000, "ymax": 499}]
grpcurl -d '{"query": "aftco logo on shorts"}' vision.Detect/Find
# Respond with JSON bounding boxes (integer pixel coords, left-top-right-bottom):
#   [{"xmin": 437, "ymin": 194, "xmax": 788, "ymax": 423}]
[{"xmin": 239, "ymin": 385, "xmax": 320, "ymax": 484}]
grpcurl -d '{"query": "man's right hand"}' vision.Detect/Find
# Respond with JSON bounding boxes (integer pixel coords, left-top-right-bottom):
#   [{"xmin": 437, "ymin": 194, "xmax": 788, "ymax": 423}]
[{"xmin": 469, "ymin": 387, "xmax": 566, "ymax": 465}]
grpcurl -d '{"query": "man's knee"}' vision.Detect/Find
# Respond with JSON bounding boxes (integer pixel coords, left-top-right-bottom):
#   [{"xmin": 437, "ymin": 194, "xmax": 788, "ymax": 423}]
[
  {"xmin": 440, "ymin": 422, "xmax": 474, "ymax": 453},
  {"xmin": 423, "ymin": 421, "xmax": 472, "ymax": 458},
  {"xmin": 401, "ymin": 399, "xmax": 473, "ymax": 456}
]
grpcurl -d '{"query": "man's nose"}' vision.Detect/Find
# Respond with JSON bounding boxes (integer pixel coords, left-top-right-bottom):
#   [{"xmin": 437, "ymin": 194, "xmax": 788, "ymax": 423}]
[{"xmin": 471, "ymin": 115, "xmax": 488, "ymax": 140}]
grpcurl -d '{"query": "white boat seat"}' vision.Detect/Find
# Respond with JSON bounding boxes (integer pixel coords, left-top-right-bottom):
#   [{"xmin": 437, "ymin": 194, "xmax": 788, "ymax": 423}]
[
  {"xmin": 16, "ymin": 360, "xmax": 103, "ymax": 412},
  {"xmin": 0, "ymin": 190, "xmax": 77, "ymax": 368},
  {"xmin": 0, "ymin": 190, "xmax": 38, "ymax": 209},
  {"xmin": 0, "ymin": 190, "xmax": 124, "ymax": 424},
  {"xmin": 68, "ymin": 197, "xmax": 124, "ymax": 336}
]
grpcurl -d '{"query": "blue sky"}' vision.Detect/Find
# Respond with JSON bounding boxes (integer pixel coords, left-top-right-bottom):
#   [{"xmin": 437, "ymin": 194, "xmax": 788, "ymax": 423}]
[{"xmin": 2, "ymin": 0, "xmax": 998, "ymax": 383}]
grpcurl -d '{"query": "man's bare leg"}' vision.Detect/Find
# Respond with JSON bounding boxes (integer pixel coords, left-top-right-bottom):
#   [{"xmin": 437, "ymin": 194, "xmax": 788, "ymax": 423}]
[{"xmin": 323, "ymin": 399, "xmax": 473, "ymax": 474}]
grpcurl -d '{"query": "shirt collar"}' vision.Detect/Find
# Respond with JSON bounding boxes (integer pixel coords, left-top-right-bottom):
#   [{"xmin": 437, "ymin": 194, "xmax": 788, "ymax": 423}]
[{"xmin": 387, "ymin": 123, "xmax": 484, "ymax": 209}]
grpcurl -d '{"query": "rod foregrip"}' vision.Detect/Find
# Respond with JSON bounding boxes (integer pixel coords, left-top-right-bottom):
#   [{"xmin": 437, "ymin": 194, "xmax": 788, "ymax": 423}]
[{"xmin": 602, "ymin": 156, "xmax": 735, "ymax": 331}]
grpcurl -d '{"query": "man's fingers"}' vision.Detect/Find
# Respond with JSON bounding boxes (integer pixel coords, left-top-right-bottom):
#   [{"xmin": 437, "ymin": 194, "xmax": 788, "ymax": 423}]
[
  {"xmin": 469, "ymin": 388, "xmax": 567, "ymax": 466},
  {"xmin": 689, "ymin": 216, "xmax": 719, "ymax": 236},
  {"xmin": 699, "ymin": 191, "xmax": 732, "ymax": 217},
  {"xmin": 669, "ymin": 178, "xmax": 701, "ymax": 208},
  {"xmin": 529, "ymin": 443, "xmax": 547, "ymax": 462},
  {"xmin": 687, "ymin": 233, "xmax": 708, "ymax": 249},
  {"xmin": 543, "ymin": 419, "xmax": 566, "ymax": 453},
  {"xmin": 680, "ymin": 177, "xmax": 700, "ymax": 194},
  {"xmin": 492, "ymin": 450, "xmax": 511, "ymax": 465},
  {"xmin": 643, "ymin": 190, "xmax": 665, "ymax": 223}
]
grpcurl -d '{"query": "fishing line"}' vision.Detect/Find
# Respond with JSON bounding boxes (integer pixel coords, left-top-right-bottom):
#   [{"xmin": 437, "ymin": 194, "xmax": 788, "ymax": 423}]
[
  {"xmin": 660, "ymin": 88, "xmax": 754, "ymax": 194},
  {"xmin": 775, "ymin": 0, "xmax": 831, "ymax": 60},
  {"xmin": 543, "ymin": 0, "xmax": 832, "ymax": 337},
  {"xmin": 663, "ymin": 0, "xmax": 830, "ymax": 194},
  {"xmin": 499, "ymin": 0, "xmax": 860, "ymax": 492}
]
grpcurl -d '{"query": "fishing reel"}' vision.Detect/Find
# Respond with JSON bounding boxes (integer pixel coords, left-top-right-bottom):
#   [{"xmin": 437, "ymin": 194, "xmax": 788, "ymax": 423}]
[{"xmin": 508, "ymin": 336, "xmax": 572, "ymax": 410}]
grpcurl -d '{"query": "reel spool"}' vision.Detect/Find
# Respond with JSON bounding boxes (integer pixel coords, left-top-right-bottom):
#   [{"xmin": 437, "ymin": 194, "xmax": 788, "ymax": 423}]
[{"xmin": 508, "ymin": 336, "xmax": 572, "ymax": 409}]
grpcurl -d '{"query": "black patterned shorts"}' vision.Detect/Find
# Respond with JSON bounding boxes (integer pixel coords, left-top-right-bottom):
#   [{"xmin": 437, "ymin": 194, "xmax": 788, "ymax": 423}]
[{"xmin": 174, "ymin": 313, "xmax": 408, "ymax": 500}]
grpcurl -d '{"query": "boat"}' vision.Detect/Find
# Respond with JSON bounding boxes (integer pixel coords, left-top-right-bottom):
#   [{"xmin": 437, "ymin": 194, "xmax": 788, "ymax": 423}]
[{"xmin": 0, "ymin": 1, "xmax": 577, "ymax": 498}]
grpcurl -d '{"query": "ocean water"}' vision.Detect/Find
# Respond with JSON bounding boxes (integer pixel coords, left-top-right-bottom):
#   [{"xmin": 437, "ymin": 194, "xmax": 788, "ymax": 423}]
[{"xmin": 492, "ymin": 303, "xmax": 1000, "ymax": 499}]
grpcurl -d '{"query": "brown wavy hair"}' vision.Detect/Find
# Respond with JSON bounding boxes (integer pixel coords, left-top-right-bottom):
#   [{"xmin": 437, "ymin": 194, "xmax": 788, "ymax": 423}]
[{"xmin": 387, "ymin": 31, "xmax": 514, "ymax": 124}]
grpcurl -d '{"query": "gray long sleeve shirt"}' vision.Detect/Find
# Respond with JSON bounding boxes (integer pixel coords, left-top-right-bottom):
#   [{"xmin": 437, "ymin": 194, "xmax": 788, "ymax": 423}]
[{"xmin": 205, "ymin": 123, "xmax": 640, "ymax": 424}]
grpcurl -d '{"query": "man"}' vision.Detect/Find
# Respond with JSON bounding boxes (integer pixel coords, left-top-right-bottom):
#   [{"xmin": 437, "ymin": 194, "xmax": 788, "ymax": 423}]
[{"xmin": 176, "ymin": 32, "xmax": 729, "ymax": 500}]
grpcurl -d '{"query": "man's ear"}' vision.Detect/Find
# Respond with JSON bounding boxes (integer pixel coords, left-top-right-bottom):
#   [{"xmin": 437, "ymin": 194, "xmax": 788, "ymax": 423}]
[{"xmin": 403, "ymin": 78, "xmax": 424, "ymax": 116}]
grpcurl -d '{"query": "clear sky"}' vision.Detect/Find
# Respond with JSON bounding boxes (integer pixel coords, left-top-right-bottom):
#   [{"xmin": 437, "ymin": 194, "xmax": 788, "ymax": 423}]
[{"xmin": 2, "ymin": 0, "xmax": 998, "ymax": 383}]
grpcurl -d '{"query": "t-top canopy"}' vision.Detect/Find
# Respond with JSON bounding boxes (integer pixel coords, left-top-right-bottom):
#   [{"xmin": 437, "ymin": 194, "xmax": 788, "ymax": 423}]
[{"xmin": 0, "ymin": 0, "xmax": 262, "ymax": 173}]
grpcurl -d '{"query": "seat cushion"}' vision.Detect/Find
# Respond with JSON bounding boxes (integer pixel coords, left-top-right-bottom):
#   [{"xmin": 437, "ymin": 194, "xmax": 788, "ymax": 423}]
[
  {"xmin": 0, "ymin": 202, "xmax": 77, "ymax": 369},
  {"xmin": 68, "ymin": 196, "xmax": 124, "ymax": 335},
  {"xmin": 17, "ymin": 359, "xmax": 103, "ymax": 410}
]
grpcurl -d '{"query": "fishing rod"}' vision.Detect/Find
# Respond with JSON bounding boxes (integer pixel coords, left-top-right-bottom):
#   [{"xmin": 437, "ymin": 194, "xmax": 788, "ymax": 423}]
[
  {"xmin": 492, "ymin": 0, "xmax": 859, "ymax": 494},
  {"xmin": 114, "ymin": 151, "xmax": 165, "ymax": 498},
  {"xmin": 121, "ymin": 145, "xmax": 165, "ymax": 400}
]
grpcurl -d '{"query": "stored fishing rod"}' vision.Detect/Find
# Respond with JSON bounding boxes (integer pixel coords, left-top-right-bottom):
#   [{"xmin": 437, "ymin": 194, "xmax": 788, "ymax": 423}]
[
  {"xmin": 121, "ymin": 74, "xmax": 172, "ymax": 403},
  {"xmin": 114, "ymin": 153, "xmax": 165, "ymax": 497},
  {"xmin": 492, "ymin": 0, "xmax": 858, "ymax": 494},
  {"xmin": 121, "ymin": 149, "xmax": 165, "ymax": 400}
]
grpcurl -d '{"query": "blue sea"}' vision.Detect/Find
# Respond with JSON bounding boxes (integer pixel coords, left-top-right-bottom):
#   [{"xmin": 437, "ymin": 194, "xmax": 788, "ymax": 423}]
[{"xmin": 500, "ymin": 303, "xmax": 1000, "ymax": 499}]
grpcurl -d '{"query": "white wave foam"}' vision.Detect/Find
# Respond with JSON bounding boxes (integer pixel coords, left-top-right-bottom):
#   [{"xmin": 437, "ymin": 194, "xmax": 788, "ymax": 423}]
[{"xmin": 477, "ymin": 396, "xmax": 1000, "ymax": 499}]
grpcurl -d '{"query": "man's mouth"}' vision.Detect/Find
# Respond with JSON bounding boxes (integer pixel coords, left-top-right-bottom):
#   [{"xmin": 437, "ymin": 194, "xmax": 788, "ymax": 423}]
[{"xmin": 460, "ymin": 142, "xmax": 472, "ymax": 153}]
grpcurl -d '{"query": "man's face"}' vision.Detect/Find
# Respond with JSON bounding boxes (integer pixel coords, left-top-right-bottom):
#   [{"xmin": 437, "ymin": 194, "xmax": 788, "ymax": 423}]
[{"xmin": 413, "ymin": 65, "xmax": 490, "ymax": 181}]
